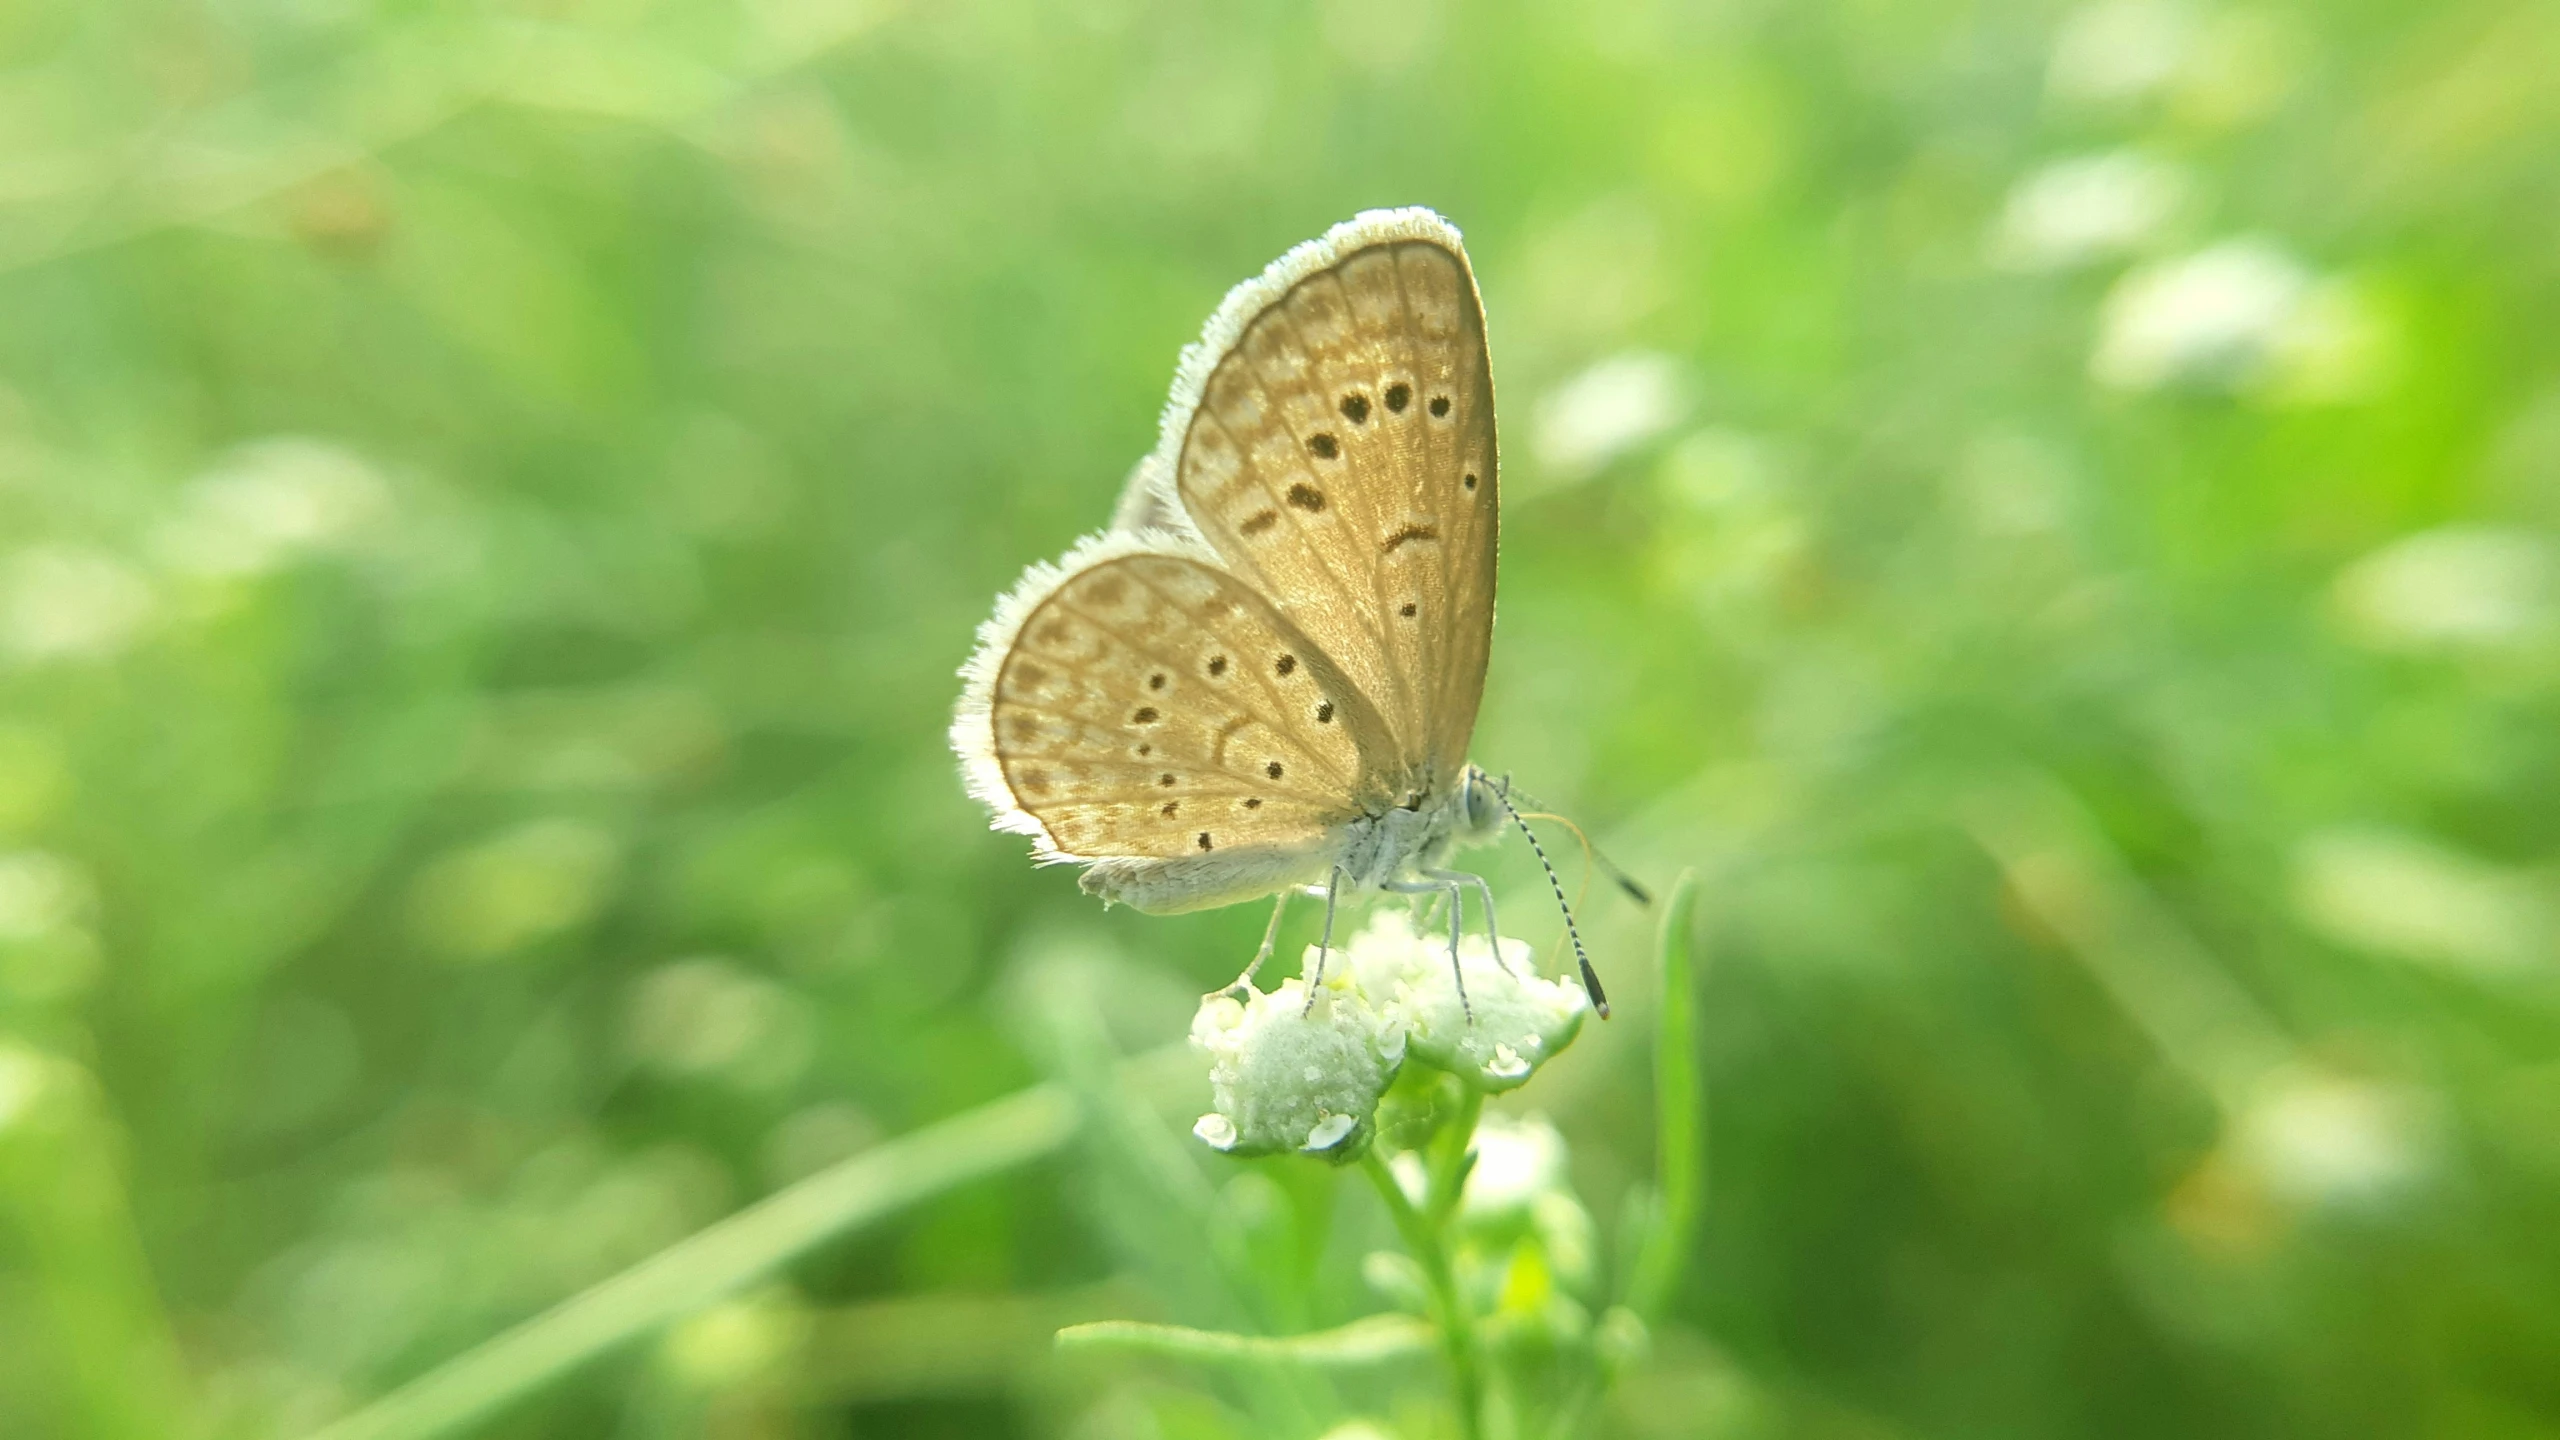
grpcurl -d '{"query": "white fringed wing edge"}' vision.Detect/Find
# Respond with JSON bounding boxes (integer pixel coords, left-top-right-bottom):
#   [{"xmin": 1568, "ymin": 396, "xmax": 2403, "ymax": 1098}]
[
  {"xmin": 1120, "ymin": 206, "xmax": 1468, "ymax": 550},
  {"xmin": 951, "ymin": 207, "xmax": 1470, "ymax": 866},
  {"xmin": 949, "ymin": 525, "xmax": 1218, "ymax": 862}
]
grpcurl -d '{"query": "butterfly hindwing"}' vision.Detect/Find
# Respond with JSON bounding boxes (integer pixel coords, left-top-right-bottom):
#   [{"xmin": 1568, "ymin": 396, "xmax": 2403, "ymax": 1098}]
[{"xmin": 974, "ymin": 546, "xmax": 1388, "ymax": 864}]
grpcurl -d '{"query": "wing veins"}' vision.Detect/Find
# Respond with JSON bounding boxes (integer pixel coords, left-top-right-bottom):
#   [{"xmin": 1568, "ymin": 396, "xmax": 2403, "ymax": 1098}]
[
  {"xmin": 1225, "ymin": 341, "xmax": 1400, "ymax": 682},
  {"xmin": 1377, "ymin": 250, "xmax": 1450, "ymax": 763},
  {"xmin": 1303, "ymin": 265, "xmax": 1424, "ymax": 746},
  {"xmin": 1040, "ymin": 583, "xmax": 1355, "ymax": 795},
  {"xmin": 1197, "ymin": 397, "xmax": 1401, "ymax": 738}
]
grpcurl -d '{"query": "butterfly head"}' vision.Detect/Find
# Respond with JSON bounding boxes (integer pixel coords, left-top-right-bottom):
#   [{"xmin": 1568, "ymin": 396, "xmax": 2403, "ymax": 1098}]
[{"xmin": 1457, "ymin": 765, "xmax": 1510, "ymax": 846}]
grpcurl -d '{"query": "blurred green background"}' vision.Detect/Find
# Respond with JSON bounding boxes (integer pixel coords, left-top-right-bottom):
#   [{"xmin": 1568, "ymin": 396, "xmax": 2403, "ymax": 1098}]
[{"xmin": 5, "ymin": 0, "xmax": 2560, "ymax": 1434}]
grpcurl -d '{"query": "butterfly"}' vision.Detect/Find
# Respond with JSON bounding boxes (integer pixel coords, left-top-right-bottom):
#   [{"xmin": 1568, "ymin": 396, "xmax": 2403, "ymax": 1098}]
[{"xmin": 953, "ymin": 207, "xmax": 1606, "ymax": 1017}]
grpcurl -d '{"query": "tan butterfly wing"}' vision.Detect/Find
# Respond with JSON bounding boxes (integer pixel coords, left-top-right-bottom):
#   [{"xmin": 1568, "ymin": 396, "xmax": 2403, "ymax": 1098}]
[
  {"xmin": 954, "ymin": 209, "xmax": 1495, "ymax": 913},
  {"xmin": 957, "ymin": 537, "xmax": 1396, "ymax": 866},
  {"xmin": 1153, "ymin": 213, "xmax": 1497, "ymax": 805}
]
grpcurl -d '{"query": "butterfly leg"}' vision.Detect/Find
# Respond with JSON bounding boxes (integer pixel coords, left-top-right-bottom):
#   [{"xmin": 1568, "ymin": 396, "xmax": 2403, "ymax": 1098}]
[
  {"xmin": 1385, "ymin": 874, "xmax": 1473, "ymax": 1023},
  {"xmin": 1213, "ymin": 890, "xmax": 1292, "ymax": 999},
  {"xmin": 1300, "ymin": 866, "xmax": 1346, "ymax": 1012},
  {"xmin": 1423, "ymin": 868, "xmax": 1515, "ymax": 979}
]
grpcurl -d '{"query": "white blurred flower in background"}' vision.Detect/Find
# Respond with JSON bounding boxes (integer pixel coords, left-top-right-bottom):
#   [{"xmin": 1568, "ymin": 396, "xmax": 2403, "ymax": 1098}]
[
  {"xmin": 0, "ymin": 546, "xmax": 155, "ymax": 664},
  {"xmin": 2092, "ymin": 240, "xmax": 2391, "ymax": 400},
  {"xmin": 155, "ymin": 437, "xmax": 392, "ymax": 579},
  {"xmin": 2048, "ymin": 0, "xmax": 2195, "ymax": 107},
  {"xmin": 2291, "ymin": 826, "xmax": 2550, "ymax": 979},
  {"xmin": 1991, "ymin": 150, "xmax": 2188, "ymax": 271},
  {"xmin": 2330, "ymin": 526, "xmax": 2553, "ymax": 654},
  {"xmin": 1532, "ymin": 351, "xmax": 1692, "ymax": 480},
  {"xmin": 2049, "ymin": 0, "xmax": 2301, "ymax": 126},
  {"xmin": 1459, "ymin": 1111, "xmax": 1569, "ymax": 1218},
  {"xmin": 2233, "ymin": 1068, "xmax": 2439, "ymax": 1212},
  {"xmin": 2092, "ymin": 239, "xmax": 2307, "ymax": 390}
]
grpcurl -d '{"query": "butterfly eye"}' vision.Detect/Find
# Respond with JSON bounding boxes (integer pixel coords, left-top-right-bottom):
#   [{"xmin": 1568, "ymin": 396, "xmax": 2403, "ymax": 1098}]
[
  {"xmin": 1307, "ymin": 433, "xmax": 1340, "ymax": 459},
  {"xmin": 1384, "ymin": 382, "xmax": 1411, "ymax": 412},
  {"xmin": 1339, "ymin": 393, "xmax": 1370, "ymax": 423},
  {"xmin": 1429, "ymin": 395, "xmax": 1451, "ymax": 417},
  {"xmin": 1314, "ymin": 700, "xmax": 1334, "ymax": 724},
  {"xmin": 1286, "ymin": 483, "xmax": 1326, "ymax": 512},
  {"xmin": 1274, "ymin": 653, "xmax": 1296, "ymax": 676}
]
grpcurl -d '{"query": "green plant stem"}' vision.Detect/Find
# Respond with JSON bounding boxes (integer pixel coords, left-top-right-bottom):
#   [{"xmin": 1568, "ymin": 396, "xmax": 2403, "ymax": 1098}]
[
  {"xmin": 1056, "ymin": 1314, "xmax": 1435, "ymax": 1369},
  {"xmin": 1426, "ymin": 1086, "xmax": 1484, "ymax": 1228},
  {"xmin": 1362, "ymin": 1126, "xmax": 1486, "ymax": 1440}
]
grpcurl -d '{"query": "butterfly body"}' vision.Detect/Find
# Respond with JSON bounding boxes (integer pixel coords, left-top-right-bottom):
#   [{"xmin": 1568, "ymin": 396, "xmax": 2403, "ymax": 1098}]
[{"xmin": 955, "ymin": 208, "xmax": 1507, "ymax": 923}]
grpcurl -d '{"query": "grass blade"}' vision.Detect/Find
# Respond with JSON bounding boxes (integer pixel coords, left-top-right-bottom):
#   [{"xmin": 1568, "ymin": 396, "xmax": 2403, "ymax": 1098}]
[
  {"xmin": 1624, "ymin": 869, "xmax": 1701, "ymax": 1321},
  {"xmin": 306, "ymin": 1083, "xmax": 1080, "ymax": 1440}
]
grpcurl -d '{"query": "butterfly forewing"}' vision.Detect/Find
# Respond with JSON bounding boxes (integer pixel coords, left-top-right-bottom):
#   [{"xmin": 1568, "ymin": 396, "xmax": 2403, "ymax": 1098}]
[
  {"xmin": 1174, "ymin": 234, "xmax": 1497, "ymax": 800},
  {"xmin": 989, "ymin": 552, "xmax": 1383, "ymax": 860}
]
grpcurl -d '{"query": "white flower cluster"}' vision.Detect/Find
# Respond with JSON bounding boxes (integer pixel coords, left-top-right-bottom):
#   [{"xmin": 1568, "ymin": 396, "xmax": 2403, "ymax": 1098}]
[{"xmin": 1190, "ymin": 910, "xmax": 1591, "ymax": 1158}]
